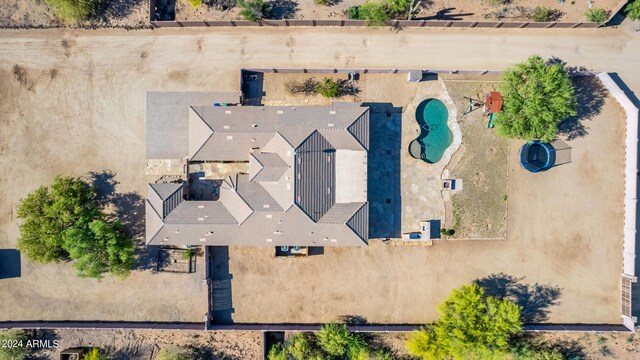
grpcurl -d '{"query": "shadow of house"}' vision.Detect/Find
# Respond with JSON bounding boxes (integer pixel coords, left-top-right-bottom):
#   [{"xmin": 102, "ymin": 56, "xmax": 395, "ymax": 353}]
[
  {"xmin": 209, "ymin": 246, "xmax": 235, "ymax": 325},
  {"xmin": 557, "ymin": 76, "xmax": 607, "ymax": 140},
  {"xmin": 0, "ymin": 249, "xmax": 21, "ymax": 279},
  {"xmin": 241, "ymin": 71, "xmax": 265, "ymax": 106},
  {"xmin": 474, "ymin": 273, "xmax": 562, "ymax": 323},
  {"xmin": 363, "ymin": 103, "xmax": 402, "ymax": 239}
]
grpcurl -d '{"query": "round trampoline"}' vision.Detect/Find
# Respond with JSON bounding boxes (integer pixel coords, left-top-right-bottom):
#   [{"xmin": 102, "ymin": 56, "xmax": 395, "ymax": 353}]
[{"xmin": 520, "ymin": 141, "xmax": 556, "ymax": 173}]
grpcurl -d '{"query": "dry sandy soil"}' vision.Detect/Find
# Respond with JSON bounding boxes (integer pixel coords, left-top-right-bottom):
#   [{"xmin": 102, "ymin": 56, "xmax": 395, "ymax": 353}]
[
  {"xmin": 0, "ymin": 0, "xmax": 621, "ymax": 27},
  {"xmin": 446, "ymin": 80, "xmax": 508, "ymax": 239},
  {"xmin": 0, "ymin": 0, "xmax": 150, "ymax": 28},
  {"xmin": 0, "ymin": 27, "xmax": 633, "ymax": 326}
]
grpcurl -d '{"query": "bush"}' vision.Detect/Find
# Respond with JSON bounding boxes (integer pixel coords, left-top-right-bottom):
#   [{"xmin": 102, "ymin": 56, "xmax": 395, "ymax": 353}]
[
  {"xmin": 182, "ymin": 248, "xmax": 194, "ymax": 260},
  {"xmin": 238, "ymin": 0, "xmax": 271, "ymax": 21},
  {"xmin": 285, "ymin": 78, "xmax": 319, "ymax": 96},
  {"xmin": 585, "ymin": 8, "xmax": 608, "ymax": 22},
  {"xmin": 16, "ymin": 176, "xmax": 135, "ymax": 279},
  {"xmin": 316, "ymin": 77, "xmax": 341, "ymax": 98},
  {"xmin": 314, "ymin": 0, "xmax": 331, "ymax": 5},
  {"xmin": 440, "ymin": 228, "xmax": 455, "ymax": 236},
  {"xmin": 407, "ymin": 284, "xmax": 522, "ymax": 359},
  {"xmin": 157, "ymin": 346, "xmax": 193, "ymax": 360},
  {"xmin": 189, "ymin": 0, "xmax": 202, "ymax": 7},
  {"xmin": 626, "ymin": 0, "xmax": 640, "ymax": 20},
  {"xmin": 347, "ymin": 5, "xmax": 361, "ymax": 19},
  {"xmin": 44, "ymin": 0, "xmax": 102, "ymax": 23},
  {"xmin": 83, "ymin": 348, "xmax": 107, "ymax": 360},
  {"xmin": 494, "ymin": 55, "xmax": 576, "ymax": 142},
  {"xmin": 357, "ymin": 2, "xmax": 391, "ymax": 25},
  {"xmin": 531, "ymin": 6, "xmax": 552, "ymax": 22},
  {"xmin": 0, "ymin": 330, "xmax": 29, "ymax": 360},
  {"xmin": 386, "ymin": 0, "xmax": 411, "ymax": 14}
]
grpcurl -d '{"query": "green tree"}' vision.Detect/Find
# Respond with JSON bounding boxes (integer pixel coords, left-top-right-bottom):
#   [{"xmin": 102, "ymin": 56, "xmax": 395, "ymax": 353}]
[
  {"xmin": 17, "ymin": 176, "xmax": 99, "ymax": 262},
  {"xmin": 0, "ymin": 330, "xmax": 29, "ymax": 360},
  {"xmin": 315, "ymin": 77, "xmax": 341, "ymax": 98},
  {"xmin": 585, "ymin": 8, "xmax": 608, "ymax": 22},
  {"xmin": 267, "ymin": 343, "xmax": 288, "ymax": 360},
  {"xmin": 626, "ymin": 0, "xmax": 640, "ymax": 20},
  {"xmin": 238, "ymin": 0, "xmax": 271, "ymax": 21},
  {"xmin": 316, "ymin": 323, "xmax": 355, "ymax": 356},
  {"xmin": 16, "ymin": 176, "xmax": 134, "ymax": 279},
  {"xmin": 44, "ymin": 0, "xmax": 102, "ymax": 23},
  {"xmin": 494, "ymin": 55, "xmax": 576, "ymax": 142},
  {"xmin": 82, "ymin": 348, "xmax": 108, "ymax": 360},
  {"xmin": 63, "ymin": 220, "xmax": 135, "ymax": 279},
  {"xmin": 356, "ymin": 2, "xmax": 391, "ymax": 26},
  {"xmin": 407, "ymin": 284, "xmax": 522, "ymax": 360}
]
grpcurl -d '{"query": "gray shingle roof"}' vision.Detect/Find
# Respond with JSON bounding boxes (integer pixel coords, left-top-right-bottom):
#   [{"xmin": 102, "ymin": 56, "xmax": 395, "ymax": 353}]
[{"xmin": 146, "ymin": 101, "xmax": 370, "ymax": 247}]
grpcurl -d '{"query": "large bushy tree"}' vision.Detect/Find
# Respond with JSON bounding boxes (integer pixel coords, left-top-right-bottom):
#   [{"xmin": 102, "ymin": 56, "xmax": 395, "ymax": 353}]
[
  {"xmin": 407, "ymin": 284, "xmax": 522, "ymax": 359},
  {"xmin": 494, "ymin": 55, "xmax": 576, "ymax": 142},
  {"xmin": 16, "ymin": 176, "xmax": 99, "ymax": 262},
  {"xmin": 16, "ymin": 176, "xmax": 134, "ymax": 279}
]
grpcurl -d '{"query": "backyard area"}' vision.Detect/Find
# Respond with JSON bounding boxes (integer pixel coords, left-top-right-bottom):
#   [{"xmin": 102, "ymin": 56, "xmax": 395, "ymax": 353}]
[{"xmin": 445, "ymin": 80, "xmax": 509, "ymax": 239}]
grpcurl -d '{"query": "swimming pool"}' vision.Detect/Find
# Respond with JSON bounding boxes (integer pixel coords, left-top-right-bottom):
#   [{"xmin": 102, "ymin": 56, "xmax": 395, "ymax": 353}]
[{"xmin": 409, "ymin": 98, "xmax": 452, "ymax": 164}]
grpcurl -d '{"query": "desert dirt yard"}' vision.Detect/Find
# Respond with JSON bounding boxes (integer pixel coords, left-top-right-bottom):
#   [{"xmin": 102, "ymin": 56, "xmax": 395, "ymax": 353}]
[{"xmin": 0, "ymin": 27, "xmax": 634, "ymax": 325}]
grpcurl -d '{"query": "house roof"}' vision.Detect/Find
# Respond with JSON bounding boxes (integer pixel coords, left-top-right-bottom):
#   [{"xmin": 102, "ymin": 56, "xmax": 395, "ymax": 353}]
[{"xmin": 146, "ymin": 100, "xmax": 370, "ymax": 247}]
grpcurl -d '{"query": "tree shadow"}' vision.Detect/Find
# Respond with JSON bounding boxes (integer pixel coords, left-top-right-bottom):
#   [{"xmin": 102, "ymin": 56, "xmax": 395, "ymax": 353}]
[
  {"xmin": 97, "ymin": 0, "xmax": 147, "ymax": 21},
  {"xmin": 474, "ymin": 273, "xmax": 562, "ymax": 323},
  {"xmin": 557, "ymin": 76, "xmax": 607, "ymax": 140},
  {"xmin": 338, "ymin": 314, "xmax": 368, "ymax": 325},
  {"xmin": 269, "ymin": 0, "xmax": 299, "ymax": 19},
  {"xmin": 27, "ymin": 330, "xmax": 60, "ymax": 360},
  {"xmin": 88, "ymin": 171, "xmax": 152, "ymax": 270}
]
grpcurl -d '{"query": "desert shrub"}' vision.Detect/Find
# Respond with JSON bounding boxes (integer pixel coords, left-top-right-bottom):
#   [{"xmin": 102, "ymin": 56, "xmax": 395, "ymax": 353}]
[
  {"xmin": 626, "ymin": 0, "xmax": 640, "ymax": 20},
  {"xmin": 285, "ymin": 78, "xmax": 319, "ymax": 96},
  {"xmin": 315, "ymin": 77, "xmax": 341, "ymax": 98},
  {"xmin": 439, "ymin": 228, "xmax": 455, "ymax": 236},
  {"xmin": 314, "ymin": 0, "xmax": 332, "ymax": 5},
  {"xmin": 44, "ymin": 0, "xmax": 102, "ymax": 23},
  {"xmin": 189, "ymin": 0, "xmax": 202, "ymax": 8},
  {"xmin": 0, "ymin": 330, "xmax": 29, "ymax": 360},
  {"xmin": 531, "ymin": 6, "xmax": 552, "ymax": 22},
  {"xmin": 238, "ymin": 0, "xmax": 271, "ymax": 21},
  {"xmin": 83, "ymin": 348, "xmax": 107, "ymax": 360},
  {"xmin": 347, "ymin": 5, "xmax": 361, "ymax": 19},
  {"xmin": 386, "ymin": 0, "xmax": 411, "ymax": 14},
  {"xmin": 348, "ymin": 2, "xmax": 390, "ymax": 25},
  {"xmin": 585, "ymin": 8, "xmax": 608, "ymax": 22},
  {"xmin": 157, "ymin": 346, "xmax": 194, "ymax": 360},
  {"xmin": 182, "ymin": 248, "xmax": 194, "ymax": 260},
  {"xmin": 494, "ymin": 55, "xmax": 576, "ymax": 142}
]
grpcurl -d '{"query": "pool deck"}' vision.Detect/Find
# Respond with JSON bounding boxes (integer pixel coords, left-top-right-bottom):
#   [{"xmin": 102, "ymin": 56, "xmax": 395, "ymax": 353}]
[{"xmin": 401, "ymin": 79, "xmax": 461, "ymax": 235}]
